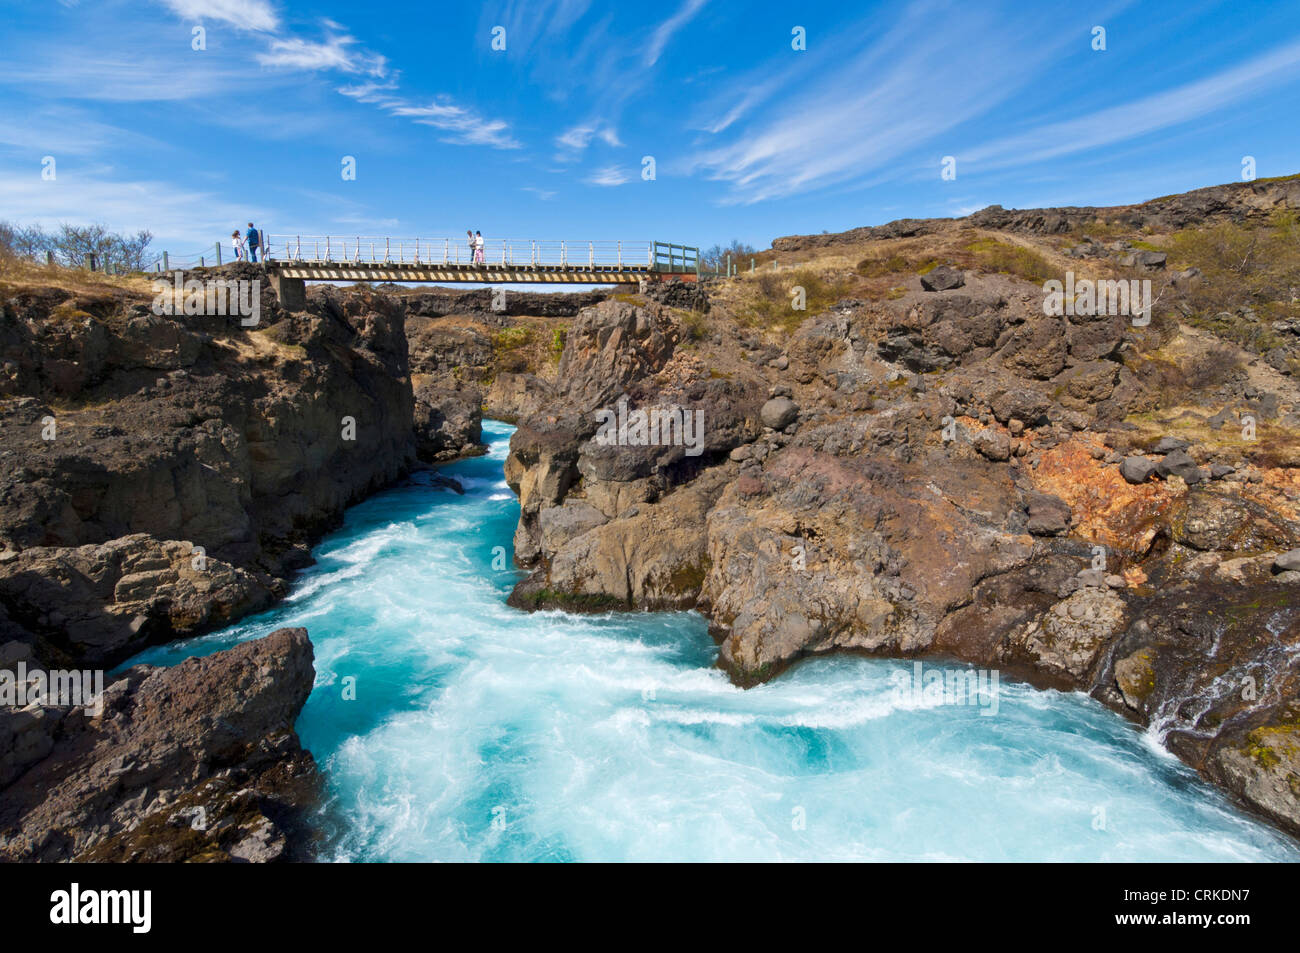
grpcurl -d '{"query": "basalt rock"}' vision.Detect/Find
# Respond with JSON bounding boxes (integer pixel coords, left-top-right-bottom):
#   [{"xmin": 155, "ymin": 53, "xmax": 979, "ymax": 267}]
[
  {"xmin": 0, "ymin": 628, "xmax": 320, "ymax": 862},
  {"xmin": 642, "ymin": 276, "xmax": 712, "ymax": 313},
  {"xmin": 0, "ymin": 534, "xmax": 274, "ymax": 669},
  {"xmin": 1120, "ymin": 456, "xmax": 1158, "ymax": 484},
  {"xmin": 1156, "ymin": 448, "xmax": 1205, "ymax": 483},
  {"xmin": 405, "ymin": 287, "xmax": 609, "ymax": 320},
  {"xmin": 554, "ymin": 298, "xmax": 680, "ymax": 411},
  {"xmin": 504, "ymin": 299, "xmax": 763, "ymax": 606},
  {"xmin": 412, "ymin": 377, "xmax": 484, "ymax": 462},
  {"xmin": 760, "ymin": 397, "xmax": 798, "ymax": 430},
  {"xmin": 0, "ymin": 281, "xmax": 417, "ymax": 668},
  {"xmin": 491, "ymin": 179, "xmax": 1300, "ymax": 840},
  {"xmin": 920, "ymin": 265, "xmax": 965, "ymax": 291}
]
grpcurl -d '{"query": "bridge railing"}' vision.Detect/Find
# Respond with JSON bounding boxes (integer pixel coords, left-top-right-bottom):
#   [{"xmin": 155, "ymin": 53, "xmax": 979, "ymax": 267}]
[
  {"xmin": 651, "ymin": 241, "xmax": 700, "ymax": 274},
  {"xmin": 267, "ymin": 236, "xmax": 659, "ymax": 269}
]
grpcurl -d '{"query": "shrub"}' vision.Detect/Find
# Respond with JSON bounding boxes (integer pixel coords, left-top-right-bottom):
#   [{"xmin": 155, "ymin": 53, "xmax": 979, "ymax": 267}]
[
  {"xmin": 700, "ymin": 239, "xmax": 759, "ymax": 274},
  {"xmin": 494, "ymin": 326, "xmax": 531, "ymax": 351},
  {"xmin": 681, "ymin": 310, "xmax": 708, "ymax": 341},
  {"xmin": 1182, "ymin": 343, "xmax": 1243, "ymax": 391}
]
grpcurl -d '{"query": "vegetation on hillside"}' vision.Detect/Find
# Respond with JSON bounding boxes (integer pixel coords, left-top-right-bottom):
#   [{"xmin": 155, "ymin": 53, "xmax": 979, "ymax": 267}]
[
  {"xmin": 964, "ymin": 237, "xmax": 1057, "ymax": 283},
  {"xmin": 855, "ymin": 252, "xmax": 939, "ymax": 277},
  {"xmin": 1165, "ymin": 211, "xmax": 1300, "ymax": 350},
  {"xmin": 732, "ymin": 267, "xmax": 853, "ymax": 333},
  {"xmin": 0, "ymin": 221, "xmax": 154, "ymax": 272},
  {"xmin": 700, "ymin": 239, "xmax": 759, "ymax": 274}
]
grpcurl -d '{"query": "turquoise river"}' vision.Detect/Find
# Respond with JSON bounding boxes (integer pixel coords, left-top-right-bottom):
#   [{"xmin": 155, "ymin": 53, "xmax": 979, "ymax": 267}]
[{"xmin": 126, "ymin": 421, "xmax": 1300, "ymax": 861}]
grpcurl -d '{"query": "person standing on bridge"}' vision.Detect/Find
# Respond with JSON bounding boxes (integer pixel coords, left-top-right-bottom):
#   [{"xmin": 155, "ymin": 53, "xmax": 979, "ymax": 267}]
[
  {"xmin": 474, "ymin": 230, "xmax": 485, "ymax": 264},
  {"xmin": 245, "ymin": 223, "xmax": 260, "ymax": 263}
]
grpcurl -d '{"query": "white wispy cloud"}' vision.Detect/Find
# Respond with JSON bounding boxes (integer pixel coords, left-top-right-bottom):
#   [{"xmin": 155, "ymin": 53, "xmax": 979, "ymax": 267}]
[
  {"xmin": 555, "ymin": 122, "xmax": 622, "ymax": 159},
  {"xmin": 257, "ymin": 32, "xmax": 388, "ymax": 76},
  {"xmin": 489, "ymin": 0, "xmax": 703, "ymax": 133},
  {"xmin": 0, "ymin": 52, "xmax": 260, "ymax": 102},
  {"xmin": 644, "ymin": 0, "xmax": 707, "ymax": 67},
  {"xmin": 158, "ymin": 0, "xmax": 279, "ymax": 32},
  {"xmin": 962, "ymin": 37, "xmax": 1300, "ymax": 171},
  {"xmin": 0, "ymin": 107, "xmax": 169, "ymax": 157},
  {"xmin": 522, "ymin": 186, "xmax": 558, "ymax": 200},
  {"xmin": 586, "ymin": 165, "xmax": 630, "ymax": 186},
  {"xmin": 339, "ymin": 83, "xmax": 520, "ymax": 149},
  {"xmin": 684, "ymin": 3, "xmax": 1068, "ymax": 204}
]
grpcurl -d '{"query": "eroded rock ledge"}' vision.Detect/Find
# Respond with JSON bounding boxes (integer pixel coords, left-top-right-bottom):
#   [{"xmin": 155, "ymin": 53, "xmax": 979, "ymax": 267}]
[
  {"xmin": 0, "ymin": 627, "xmax": 319, "ymax": 862},
  {"xmin": 0, "ymin": 267, "xmax": 417, "ymax": 669}
]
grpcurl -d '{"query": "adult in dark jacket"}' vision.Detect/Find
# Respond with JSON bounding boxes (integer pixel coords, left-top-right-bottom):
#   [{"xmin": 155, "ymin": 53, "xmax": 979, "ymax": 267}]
[{"xmin": 246, "ymin": 223, "xmax": 260, "ymax": 263}]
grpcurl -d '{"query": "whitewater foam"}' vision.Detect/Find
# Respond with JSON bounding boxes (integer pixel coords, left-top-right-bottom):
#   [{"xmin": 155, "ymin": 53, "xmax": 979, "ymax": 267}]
[{"xmin": 123, "ymin": 420, "xmax": 1300, "ymax": 862}]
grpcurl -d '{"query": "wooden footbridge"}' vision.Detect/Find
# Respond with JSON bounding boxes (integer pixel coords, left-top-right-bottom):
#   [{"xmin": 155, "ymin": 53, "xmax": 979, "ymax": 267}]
[{"xmin": 249, "ymin": 236, "xmax": 705, "ymax": 309}]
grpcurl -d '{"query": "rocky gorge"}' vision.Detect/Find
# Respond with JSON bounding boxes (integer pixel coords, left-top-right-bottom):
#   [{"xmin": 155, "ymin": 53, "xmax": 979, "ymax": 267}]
[
  {"xmin": 0, "ymin": 263, "xmax": 608, "ymax": 859},
  {"xmin": 3, "ymin": 175, "xmax": 1300, "ymax": 858},
  {"xmin": 502, "ymin": 176, "xmax": 1300, "ymax": 841},
  {"xmin": 0, "ymin": 263, "xmax": 421, "ymax": 859}
]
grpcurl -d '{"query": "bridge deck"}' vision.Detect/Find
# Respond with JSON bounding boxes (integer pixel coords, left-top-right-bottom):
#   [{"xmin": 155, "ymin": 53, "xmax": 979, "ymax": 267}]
[
  {"xmin": 272, "ymin": 260, "xmax": 657, "ymax": 284},
  {"xmin": 257, "ymin": 236, "xmax": 702, "ymax": 285}
]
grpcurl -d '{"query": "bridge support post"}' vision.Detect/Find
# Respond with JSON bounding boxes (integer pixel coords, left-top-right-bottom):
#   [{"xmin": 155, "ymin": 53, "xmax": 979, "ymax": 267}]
[{"xmin": 269, "ymin": 272, "xmax": 307, "ymax": 312}]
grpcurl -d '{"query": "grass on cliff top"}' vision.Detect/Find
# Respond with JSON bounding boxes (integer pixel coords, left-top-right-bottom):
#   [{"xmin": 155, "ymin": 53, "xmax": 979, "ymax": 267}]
[
  {"xmin": 963, "ymin": 237, "xmax": 1058, "ymax": 283},
  {"xmin": 855, "ymin": 252, "xmax": 940, "ymax": 278},
  {"xmin": 731, "ymin": 267, "xmax": 854, "ymax": 333},
  {"xmin": 1167, "ymin": 212, "xmax": 1300, "ymax": 338},
  {"xmin": 492, "ymin": 325, "xmax": 535, "ymax": 374},
  {"xmin": 1051, "ymin": 210, "xmax": 1300, "ymax": 362},
  {"xmin": 1147, "ymin": 172, "xmax": 1300, "ymax": 204},
  {"xmin": 1107, "ymin": 210, "xmax": 1300, "ymax": 364},
  {"xmin": 0, "ymin": 255, "xmax": 155, "ymax": 299},
  {"xmin": 487, "ymin": 317, "xmax": 571, "ymax": 377}
]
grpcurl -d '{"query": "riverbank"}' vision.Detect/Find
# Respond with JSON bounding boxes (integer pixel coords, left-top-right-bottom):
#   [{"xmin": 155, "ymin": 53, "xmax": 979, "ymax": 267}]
[{"xmin": 114, "ymin": 422, "xmax": 1300, "ymax": 861}]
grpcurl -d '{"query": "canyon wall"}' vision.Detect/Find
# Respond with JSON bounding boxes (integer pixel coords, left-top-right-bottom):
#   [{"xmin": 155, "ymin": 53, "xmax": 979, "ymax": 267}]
[{"xmin": 503, "ymin": 181, "xmax": 1300, "ymax": 838}]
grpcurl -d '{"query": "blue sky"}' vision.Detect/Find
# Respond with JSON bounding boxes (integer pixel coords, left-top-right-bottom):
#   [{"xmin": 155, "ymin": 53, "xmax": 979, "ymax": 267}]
[{"xmin": 1, "ymin": 0, "xmax": 1297, "ymax": 259}]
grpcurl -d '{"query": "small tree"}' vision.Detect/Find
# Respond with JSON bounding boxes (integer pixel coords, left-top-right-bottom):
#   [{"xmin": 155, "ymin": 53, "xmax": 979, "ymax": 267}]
[
  {"xmin": 700, "ymin": 239, "xmax": 758, "ymax": 273},
  {"xmin": 114, "ymin": 229, "xmax": 154, "ymax": 271},
  {"xmin": 0, "ymin": 221, "xmax": 153, "ymax": 271},
  {"xmin": 0, "ymin": 221, "xmax": 55, "ymax": 260}
]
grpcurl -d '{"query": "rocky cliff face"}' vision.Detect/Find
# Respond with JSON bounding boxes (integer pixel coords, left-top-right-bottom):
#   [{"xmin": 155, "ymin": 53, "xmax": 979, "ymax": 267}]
[
  {"xmin": 0, "ymin": 264, "xmax": 416, "ymax": 669},
  {"xmin": 400, "ymin": 289, "xmax": 612, "ymax": 457},
  {"xmin": 502, "ymin": 178, "xmax": 1300, "ymax": 839},
  {"xmin": 0, "ymin": 263, "xmax": 421, "ymax": 860},
  {"xmin": 406, "ymin": 317, "xmax": 489, "ymax": 461},
  {"xmin": 504, "ymin": 298, "xmax": 764, "ymax": 610},
  {"xmin": 0, "ymin": 627, "xmax": 318, "ymax": 862}
]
